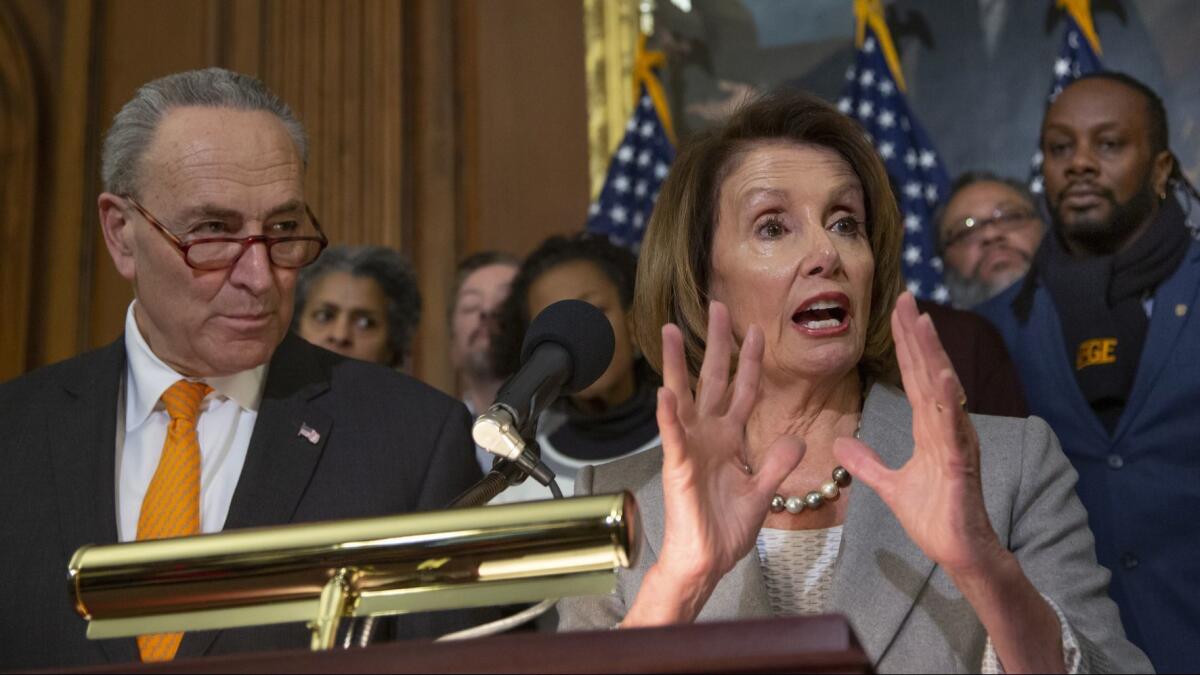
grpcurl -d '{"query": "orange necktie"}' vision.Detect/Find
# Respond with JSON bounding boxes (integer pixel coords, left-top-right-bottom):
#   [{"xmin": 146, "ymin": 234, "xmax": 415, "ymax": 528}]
[{"xmin": 135, "ymin": 379, "xmax": 212, "ymax": 663}]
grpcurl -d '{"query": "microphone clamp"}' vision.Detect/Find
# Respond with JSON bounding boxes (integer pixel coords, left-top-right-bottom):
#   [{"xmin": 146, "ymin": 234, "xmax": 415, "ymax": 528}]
[
  {"xmin": 472, "ymin": 405, "xmax": 524, "ymax": 460},
  {"xmin": 472, "ymin": 405, "xmax": 556, "ymax": 487}
]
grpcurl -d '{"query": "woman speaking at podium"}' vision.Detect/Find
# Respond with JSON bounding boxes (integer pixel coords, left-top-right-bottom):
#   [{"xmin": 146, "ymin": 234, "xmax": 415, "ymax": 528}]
[{"xmin": 557, "ymin": 90, "xmax": 1150, "ymax": 673}]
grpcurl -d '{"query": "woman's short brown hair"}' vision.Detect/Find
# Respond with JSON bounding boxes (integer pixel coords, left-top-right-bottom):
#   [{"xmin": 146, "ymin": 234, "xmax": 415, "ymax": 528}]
[{"xmin": 633, "ymin": 88, "xmax": 902, "ymax": 384}]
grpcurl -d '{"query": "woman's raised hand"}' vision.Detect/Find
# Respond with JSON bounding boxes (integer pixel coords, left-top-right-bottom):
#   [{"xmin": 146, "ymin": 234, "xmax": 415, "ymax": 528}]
[
  {"xmin": 645, "ymin": 302, "xmax": 805, "ymax": 611},
  {"xmin": 833, "ymin": 292, "xmax": 1006, "ymax": 576}
]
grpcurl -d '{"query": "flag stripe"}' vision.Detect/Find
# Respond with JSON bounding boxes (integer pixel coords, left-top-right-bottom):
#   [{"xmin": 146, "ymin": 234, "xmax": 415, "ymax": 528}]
[
  {"xmin": 586, "ymin": 83, "xmax": 675, "ymax": 251},
  {"xmin": 841, "ymin": 24, "xmax": 952, "ymax": 303}
]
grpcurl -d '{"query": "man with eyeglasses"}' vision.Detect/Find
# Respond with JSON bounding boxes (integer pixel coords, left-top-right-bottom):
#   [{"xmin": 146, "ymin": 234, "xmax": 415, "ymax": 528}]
[
  {"xmin": 0, "ymin": 68, "xmax": 488, "ymax": 670},
  {"xmin": 936, "ymin": 172, "xmax": 1046, "ymax": 309},
  {"xmin": 976, "ymin": 72, "xmax": 1200, "ymax": 673}
]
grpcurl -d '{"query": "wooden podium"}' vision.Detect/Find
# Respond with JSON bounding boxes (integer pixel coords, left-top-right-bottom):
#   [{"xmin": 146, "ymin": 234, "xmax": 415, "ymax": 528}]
[{"xmin": 64, "ymin": 615, "xmax": 870, "ymax": 673}]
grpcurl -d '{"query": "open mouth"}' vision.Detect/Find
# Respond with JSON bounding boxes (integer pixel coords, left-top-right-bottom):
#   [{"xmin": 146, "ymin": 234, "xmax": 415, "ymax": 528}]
[{"xmin": 792, "ymin": 297, "xmax": 849, "ymax": 331}]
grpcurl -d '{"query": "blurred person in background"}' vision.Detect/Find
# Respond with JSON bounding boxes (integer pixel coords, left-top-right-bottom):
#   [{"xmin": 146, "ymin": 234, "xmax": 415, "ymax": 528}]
[
  {"xmin": 936, "ymin": 172, "xmax": 1046, "ymax": 309},
  {"xmin": 489, "ymin": 233, "xmax": 660, "ymax": 502},
  {"xmin": 294, "ymin": 245, "xmax": 420, "ymax": 371},
  {"xmin": 884, "ymin": 175, "xmax": 1028, "ymax": 417},
  {"xmin": 449, "ymin": 252, "xmax": 519, "ymax": 472}
]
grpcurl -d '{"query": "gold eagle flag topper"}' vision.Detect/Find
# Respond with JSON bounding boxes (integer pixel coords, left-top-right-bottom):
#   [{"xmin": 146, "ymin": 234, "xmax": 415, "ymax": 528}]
[{"xmin": 69, "ymin": 493, "xmax": 639, "ymax": 650}]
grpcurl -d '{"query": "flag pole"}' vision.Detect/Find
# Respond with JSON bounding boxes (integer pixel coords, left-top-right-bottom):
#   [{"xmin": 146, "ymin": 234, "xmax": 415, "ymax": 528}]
[
  {"xmin": 853, "ymin": 0, "xmax": 907, "ymax": 92},
  {"xmin": 1058, "ymin": 0, "xmax": 1103, "ymax": 56},
  {"xmin": 631, "ymin": 37, "xmax": 676, "ymax": 147}
]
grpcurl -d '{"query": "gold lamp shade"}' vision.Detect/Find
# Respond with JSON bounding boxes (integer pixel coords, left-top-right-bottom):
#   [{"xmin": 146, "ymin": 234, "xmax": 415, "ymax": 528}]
[{"xmin": 69, "ymin": 492, "xmax": 638, "ymax": 645}]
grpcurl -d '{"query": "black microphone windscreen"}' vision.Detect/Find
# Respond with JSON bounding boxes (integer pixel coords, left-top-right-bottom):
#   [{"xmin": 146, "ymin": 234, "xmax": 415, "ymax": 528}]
[{"xmin": 520, "ymin": 299, "xmax": 615, "ymax": 394}]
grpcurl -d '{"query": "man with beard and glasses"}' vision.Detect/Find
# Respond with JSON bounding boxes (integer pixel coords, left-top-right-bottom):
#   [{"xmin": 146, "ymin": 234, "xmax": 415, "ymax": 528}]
[
  {"xmin": 937, "ymin": 172, "xmax": 1046, "ymax": 308},
  {"xmin": 448, "ymin": 251, "xmax": 519, "ymax": 472},
  {"xmin": 977, "ymin": 72, "xmax": 1200, "ymax": 673}
]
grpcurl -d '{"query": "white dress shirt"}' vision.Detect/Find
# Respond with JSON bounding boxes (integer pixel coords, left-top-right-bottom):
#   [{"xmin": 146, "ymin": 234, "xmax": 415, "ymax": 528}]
[
  {"xmin": 465, "ymin": 398, "xmax": 497, "ymax": 475},
  {"xmin": 756, "ymin": 525, "xmax": 843, "ymax": 616},
  {"xmin": 115, "ymin": 302, "xmax": 267, "ymax": 542}
]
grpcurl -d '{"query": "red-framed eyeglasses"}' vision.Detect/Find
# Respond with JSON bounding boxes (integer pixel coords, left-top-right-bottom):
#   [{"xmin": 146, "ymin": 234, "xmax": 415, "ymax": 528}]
[{"xmin": 122, "ymin": 195, "xmax": 328, "ymax": 271}]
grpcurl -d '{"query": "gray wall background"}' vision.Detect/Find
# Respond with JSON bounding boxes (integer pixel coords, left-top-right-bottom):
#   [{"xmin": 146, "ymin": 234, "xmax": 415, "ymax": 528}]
[{"xmin": 656, "ymin": 0, "xmax": 1200, "ymax": 185}]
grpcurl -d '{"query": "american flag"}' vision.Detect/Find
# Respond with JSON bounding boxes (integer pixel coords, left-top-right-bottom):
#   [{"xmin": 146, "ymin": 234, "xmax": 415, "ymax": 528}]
[
  {"xmin": 840, "ymin": 25, "xmax": 951, "ymax": 304},
  {"xmin": 1030, "ymin": 4, "xmax": 1103, "ymax": 195},
  {"xmin": 587, "ymin": 84, "xmax": 675, "ymax": 252}
]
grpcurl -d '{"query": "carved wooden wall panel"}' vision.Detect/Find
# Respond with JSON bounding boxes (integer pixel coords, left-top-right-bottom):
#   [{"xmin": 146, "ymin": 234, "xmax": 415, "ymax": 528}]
[
  {"xmin": 0, "ymin": 1, "xmax": 39, "ymax": 381},
  {"xmin": 458, "ymin": 0, "xmax": 590, "ymax": 258},
  {"xmin": 2, "ymin": 0, "xmax": 588, "ymax": 395},
  {"xmin": 256, "ymin": 0, "xmax": 408, "ymax": 252},
  {"xmin": 25, "ymin": 0, "xmax": 96, "ymax": 371}
]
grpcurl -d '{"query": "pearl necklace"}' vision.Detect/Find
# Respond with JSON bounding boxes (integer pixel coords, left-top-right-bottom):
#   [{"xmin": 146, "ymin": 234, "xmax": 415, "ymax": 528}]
[
  {"xmin": 746, "ymin": 413, "xmax": 861, "ymax": 515},
  {"xmin": 770, "ymin": 465, "xmax": 852, "ymax": 514}
]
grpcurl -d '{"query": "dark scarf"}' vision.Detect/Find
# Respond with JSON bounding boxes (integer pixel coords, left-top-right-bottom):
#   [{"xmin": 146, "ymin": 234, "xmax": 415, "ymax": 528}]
[
  {"xmin": 1034, "ymin": 194, "xmax": 1190, "ymax": 432},
  {"xmin": 546, "ymin": 380, "xmax": 659, "ymax": 461}
]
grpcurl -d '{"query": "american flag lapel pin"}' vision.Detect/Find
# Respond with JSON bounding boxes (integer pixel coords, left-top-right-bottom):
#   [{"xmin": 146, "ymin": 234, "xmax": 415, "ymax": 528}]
[{"xmin": 298, "ymin": 423, "xmax": 321, "ymax": 445}]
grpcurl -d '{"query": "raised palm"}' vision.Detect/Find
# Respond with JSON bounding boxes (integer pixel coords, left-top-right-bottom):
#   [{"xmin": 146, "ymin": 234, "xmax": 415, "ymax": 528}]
[
  {"xmin": 834, "ymin": 292, "xmax": 1005, "ymax": 574},
  {"xmin": 655, "ymin": 302, "xmax": 805, "ymax": 583}
]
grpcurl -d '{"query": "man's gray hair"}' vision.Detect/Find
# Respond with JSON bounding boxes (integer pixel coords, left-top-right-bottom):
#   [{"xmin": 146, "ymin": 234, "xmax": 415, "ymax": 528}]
[{"xmin": 101, "ymin": 67, "xmax": 308, "ymax": 196}]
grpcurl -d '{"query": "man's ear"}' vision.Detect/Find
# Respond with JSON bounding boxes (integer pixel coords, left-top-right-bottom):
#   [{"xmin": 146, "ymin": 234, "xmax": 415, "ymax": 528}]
[
  {"xmin": 1152, "ymin": 150, "xmax": 1175, "ymax": 199},
  {"xmin": 98, "ymin": 192, "xmax": 136, "ymax": 281}
]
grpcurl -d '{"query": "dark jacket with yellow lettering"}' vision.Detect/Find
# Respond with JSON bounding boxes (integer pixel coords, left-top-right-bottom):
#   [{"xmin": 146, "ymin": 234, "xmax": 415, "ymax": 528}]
[{"xmin": 976, "ymin": 237, "xmax": 1200, "ymax": 674}]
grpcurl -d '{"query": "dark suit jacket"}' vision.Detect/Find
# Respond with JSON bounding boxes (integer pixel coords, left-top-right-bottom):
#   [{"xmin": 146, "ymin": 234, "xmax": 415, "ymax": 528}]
[
  {"xmin": 976, "ymin": 239, "xmax": 1200, "ymax": 673},
  {"xmin": 0, "ymin": 332, "xmax": 488, "ymax": 670},
  {"xmin": 918, "ymin": 300, "xmax": 1028, "ymax": 418}
]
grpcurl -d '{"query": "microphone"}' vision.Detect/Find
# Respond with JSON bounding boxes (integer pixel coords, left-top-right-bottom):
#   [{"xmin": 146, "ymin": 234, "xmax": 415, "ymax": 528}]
[{"xmin": 472, "ymin": 299, "xmax": 615, "ymax": 487}]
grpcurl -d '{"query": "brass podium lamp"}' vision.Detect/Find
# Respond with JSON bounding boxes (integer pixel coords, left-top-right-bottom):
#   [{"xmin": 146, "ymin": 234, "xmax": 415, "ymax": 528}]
[{"xmin": 69, "ymin": 493, "xmax": 639, "ymax": 650}]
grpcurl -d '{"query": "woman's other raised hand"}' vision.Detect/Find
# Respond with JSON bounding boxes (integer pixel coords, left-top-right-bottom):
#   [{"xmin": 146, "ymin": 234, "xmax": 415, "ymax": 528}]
[
  {"xmin": 831, "ymin": 293, "xmax": 1066, "ymax": 672},
  {"xmin": 833, "ymin": 291, "xmax": 1006, "ymax": 577}
]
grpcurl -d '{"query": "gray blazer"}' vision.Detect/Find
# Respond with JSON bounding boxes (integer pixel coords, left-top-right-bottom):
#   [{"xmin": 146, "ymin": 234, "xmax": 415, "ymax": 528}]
[{"xmin": 558, "ymin": 383, "xmax": 1152, "ymax": 673}]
